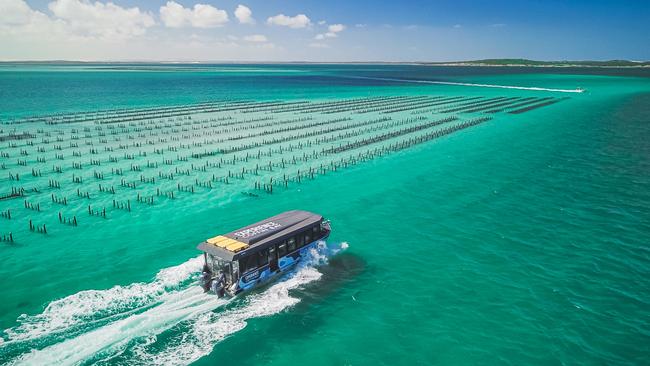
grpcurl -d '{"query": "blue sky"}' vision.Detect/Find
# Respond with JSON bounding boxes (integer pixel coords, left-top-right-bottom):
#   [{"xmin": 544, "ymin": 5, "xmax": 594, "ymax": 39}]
[{"xmin": 1, "ymin": 0, "xmax": 649, "ymax": 61}]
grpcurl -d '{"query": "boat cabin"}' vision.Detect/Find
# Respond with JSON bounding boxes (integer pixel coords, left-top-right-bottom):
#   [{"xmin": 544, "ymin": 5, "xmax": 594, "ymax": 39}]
[{"xmin": 197, "ymin": 210, "xmax": 330, "ymax": 296}]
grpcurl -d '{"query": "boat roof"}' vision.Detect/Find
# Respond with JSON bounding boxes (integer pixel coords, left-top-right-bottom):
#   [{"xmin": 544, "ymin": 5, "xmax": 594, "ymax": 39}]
[{"xmin": 197, "ymin": 210, "xmax": 323, "ymax": 261}]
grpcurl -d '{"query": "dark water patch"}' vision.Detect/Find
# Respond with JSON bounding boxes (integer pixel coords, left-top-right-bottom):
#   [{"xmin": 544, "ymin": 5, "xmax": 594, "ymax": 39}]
[
  {"xmin": 485, "ymin": 97, "xmax": 553, "ymax": 113},
  {"xmin": 509, "ymin": 97, "xmax": 568, "ymax": 114}
]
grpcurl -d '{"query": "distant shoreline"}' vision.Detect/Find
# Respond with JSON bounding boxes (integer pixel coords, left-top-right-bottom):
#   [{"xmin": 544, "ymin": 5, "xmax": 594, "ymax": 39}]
[
  {"xmin": 425, "ymin": 58, "xmax": 650, "ymax": 68},
  {"xmin": 0, "ymin": 59, "xmax": 649, "ymax": 68},
  {"xmin": 427, "ymin": 63, "xmax": 650, "ymax": 68}
]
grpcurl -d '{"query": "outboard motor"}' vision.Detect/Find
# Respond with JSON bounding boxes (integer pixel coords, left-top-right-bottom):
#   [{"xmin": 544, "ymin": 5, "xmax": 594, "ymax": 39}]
[
  {"xmin": 199, "ymin": 263, "xmax": 213, "ymax": 293},
  {"xmin": 210, "ymin": 271, "xmax": 226, "ymax": 297}
]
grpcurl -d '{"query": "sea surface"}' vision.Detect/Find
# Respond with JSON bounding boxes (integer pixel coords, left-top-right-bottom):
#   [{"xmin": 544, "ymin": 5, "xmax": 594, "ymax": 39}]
[{"xmin": 0, "ymin": 63, "xmax": 649, "ymax": 365}]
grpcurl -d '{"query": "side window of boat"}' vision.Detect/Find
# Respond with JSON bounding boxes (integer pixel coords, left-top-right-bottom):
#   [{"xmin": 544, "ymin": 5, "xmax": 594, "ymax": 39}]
[
  {"xmin": 304, "ymin": 230, "xmax": 311, "ymax": 246},
  {"xmin": 298, "ymin": 233, "xmax": 306, "ymax": 248},
  {"xmin": 288, "ymin": 237, "xmax": 296, "ymax": 252},
  {"xmin": 258, "ymin": 249, "xmax": 269, "ymax": 266},
  {"xmin": 240, "ymin": 255, "xmax": 258, "ymax": 274},
  {"xmin": 268, "ymin": 245, "xmax": 276, "ymax": 262},
  {"xmin": 313, "ymin": 225, "xmax": 320, "ymax": 237},
  {"xmin": 278, "ymin": 241, "xmax": 287, "ymax": 257}
]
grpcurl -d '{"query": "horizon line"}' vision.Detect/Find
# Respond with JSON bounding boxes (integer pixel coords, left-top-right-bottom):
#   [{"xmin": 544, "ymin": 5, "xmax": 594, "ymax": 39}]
[{"xmin": 1, "ymin": 59, "xmax": 648, "ymax": 66}]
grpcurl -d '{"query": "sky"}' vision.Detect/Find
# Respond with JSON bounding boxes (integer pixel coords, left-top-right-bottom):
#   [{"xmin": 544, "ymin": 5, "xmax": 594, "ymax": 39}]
[{"xmin": 1, "ymin": 0, "xmax": 649, "ymax": 62}]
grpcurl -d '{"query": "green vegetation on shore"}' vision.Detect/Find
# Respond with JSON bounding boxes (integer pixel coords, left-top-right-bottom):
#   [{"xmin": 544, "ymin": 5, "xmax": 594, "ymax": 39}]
[{"xmin": 430, "ymin": 59, "xmax": 650, "ymax": 67}]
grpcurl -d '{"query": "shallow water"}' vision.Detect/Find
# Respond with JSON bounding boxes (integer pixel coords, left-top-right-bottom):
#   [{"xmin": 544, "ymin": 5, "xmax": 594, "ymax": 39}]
[{"xmin": 0, "ymin": 64, "xmax": 649, "ymax": 365}]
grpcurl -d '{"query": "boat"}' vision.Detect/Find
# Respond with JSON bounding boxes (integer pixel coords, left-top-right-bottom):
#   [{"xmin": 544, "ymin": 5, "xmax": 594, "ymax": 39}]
[{"xmin": 197, "ymin": 210, "xmax": 331, "ymax": 297}]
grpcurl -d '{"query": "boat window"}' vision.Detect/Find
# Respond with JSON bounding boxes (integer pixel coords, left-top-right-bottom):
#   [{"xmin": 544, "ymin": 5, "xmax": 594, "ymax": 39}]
[
  {"xmin": 304, "ymin": 231, "xmax": 311, "ymax": 245},
  {"xmin": 278, "ymin": 242, "xmax": 287, "ymax": 257},
  {"xmin": 210, "ymin": 255, "xmax": 229, "ymax": 272},
  {"xmin": 258, "ymin": 249, "xmax": 269, "ymax": 266},
  {"xmin": 240, "ymin": 254, "xmax": 258, "ymax": 274},
  {"xmin": 298, "ymin": 234, "xmax": 306, "ymax": 249},
  {"xmin": 268, "ymin": 245, "xmax": 276, "ymax": 263},
  {"xmin": 288, "ymin": 238, "xmax": 296, "ymax": 252},
  {"xmin": 295, "ymin": 235, "xmax": 302, "ymax": 249},
  {"xmin": 313, "ymin": 225, "xmax": 320, "ymax": 237}
]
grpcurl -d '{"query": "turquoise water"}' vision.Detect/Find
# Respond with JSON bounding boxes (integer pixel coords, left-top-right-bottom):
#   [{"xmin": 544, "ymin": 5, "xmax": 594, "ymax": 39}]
[{"xmin": 0, "ymin": 64, "xmax": 649, "ymax": 365}]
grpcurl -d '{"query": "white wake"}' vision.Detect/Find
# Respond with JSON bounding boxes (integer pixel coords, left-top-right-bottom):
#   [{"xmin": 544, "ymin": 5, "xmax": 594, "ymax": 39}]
[
  {"xmin": 2, "ymin": 256, "xmax": 204, "ymax": 345},
  {"xmin": 11, "ymin": 287, "xmax": 227, "ymax": 365},
  {"xmin": 349, "ymin": 76, "xmax": 584, "ymax": 93},
  {"xmin": 5, "ymin": 242, "xmax": 341, "ymax": 366},
  {"xmin": 129, "ymin": 266, "xmax": 323, "ymax": 365}
]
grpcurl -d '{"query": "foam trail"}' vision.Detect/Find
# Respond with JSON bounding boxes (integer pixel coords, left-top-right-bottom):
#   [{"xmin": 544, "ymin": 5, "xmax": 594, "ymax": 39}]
[
  {"xmin": 9, "ymin": 242, "xmax": 343, "ymax": 366},
  {"xmin": 348, "ymin": 76, "xmax": 584, "ymax": 93},
  {"xmin": 2, "ymin": 256, "xmax": 203, "ymax": 344},
  {"xmin": 130, "ymin": 266, "xmax": 323, "ymax": 365},
  {"xmin": 11, "ymin": 287, "xmax": 228, "ymax": 366},
  {"xmin": 127, "ymin": 243, "xmax": 336, "ymax": 365}
]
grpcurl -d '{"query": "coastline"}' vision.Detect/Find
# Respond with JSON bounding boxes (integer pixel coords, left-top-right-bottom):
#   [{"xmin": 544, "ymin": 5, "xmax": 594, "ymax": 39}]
[
  {"xmin": 1, "ymin": 60, "xmax": 649, "ymax": 68},
  {"xmin": 427, "ymin": 62, "xmax": 650, "ymax": 68}
]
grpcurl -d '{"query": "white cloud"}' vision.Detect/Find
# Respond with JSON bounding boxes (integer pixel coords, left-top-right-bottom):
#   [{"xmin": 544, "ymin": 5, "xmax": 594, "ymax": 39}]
[
  {"xmin": 160, "ymin": 1, "xmax": 228, "ymax": 29},
  {"xmin": 243, "ymin": 34, "xmax": 267, "ymax": 42},
  {"xmin": 315, "ymin": 23, "xmax": 345, "ymax": 40},
  {"xmin": 47, "ymin": 0, "xmax": 155, "ymax": 40},
  {"xmin": 266, "ymin": 13, "xmax": 311, "ymax": 29},
  {"xmin": 234, "ymin": 4, "xmax": 254, "ymax": 24},
  {"xmin": 0, "ymin": 0, "xmax": 154, "ymax": 42},
  {"xmin": 317, "ymin": 20, "xmax": 326, "ymax": 25},
  {"xmin": 0, "ymin": 0, "xmax": 61, "ymax": 35},
  {"xmin": 0, "ymin": 0, "xmax": 355, "ymax": 61},
  {"xmin": 1, "ymin": 0, "xmax": 43, "ymax": 26},
  {"xmin": 328, "ymin": 24, "xmax": 345, "ymax": 33}
]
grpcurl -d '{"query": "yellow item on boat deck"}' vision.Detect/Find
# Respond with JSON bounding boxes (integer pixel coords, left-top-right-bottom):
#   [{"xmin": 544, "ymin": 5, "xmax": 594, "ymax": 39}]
[
  {"xmin": 206, "ymin": 235, "xmax": 229, "ymax": 246},
  {"xmin": 206, "ymin": 235, "xmax": 249, "ymax": 252},
  {"xmin": 225, "ymin": 241, "xmax": 248, "ymax": 252}
]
